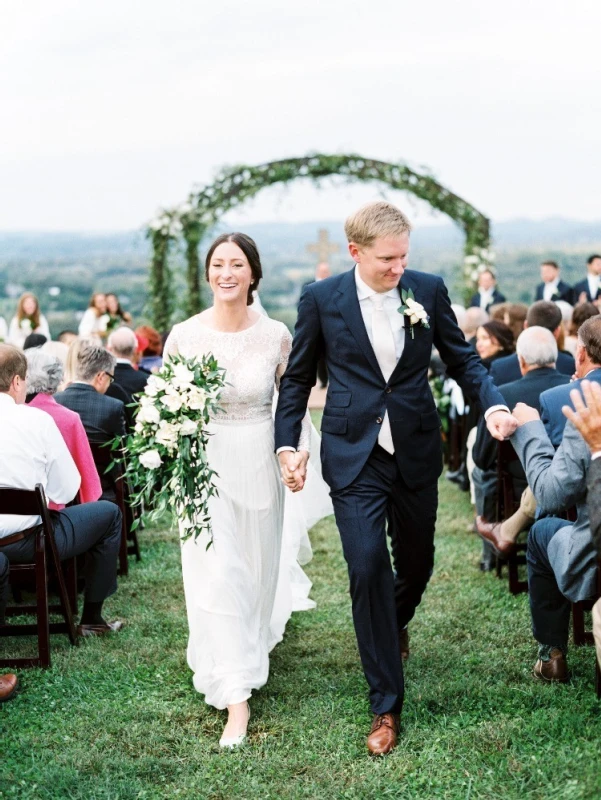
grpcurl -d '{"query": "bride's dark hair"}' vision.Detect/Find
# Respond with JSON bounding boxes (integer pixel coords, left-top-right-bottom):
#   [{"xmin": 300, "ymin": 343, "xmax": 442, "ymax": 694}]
[{"xmin": 204, "ymin": 232, "xmax": 263, "ymax": 306}]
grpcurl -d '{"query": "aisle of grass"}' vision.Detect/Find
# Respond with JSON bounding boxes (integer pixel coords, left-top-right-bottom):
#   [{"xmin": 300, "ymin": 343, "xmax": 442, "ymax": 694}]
[{"xmin": 2, "ymin": 475, "xmax": 600, "ymax": 799}]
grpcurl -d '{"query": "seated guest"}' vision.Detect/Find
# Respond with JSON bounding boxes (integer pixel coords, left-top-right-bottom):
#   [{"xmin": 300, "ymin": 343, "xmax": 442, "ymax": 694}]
[
  {"xmin": 475, "ymin": 320, "xmax": 515, "ymax": 369},
  {"xmin": 54, "ymin": 342, "xmax": 126, "ymax": 443},
  {"xmin": 573, "ymin": 254, "xmax": 601, "ymax": 305},
  {"xmin": 540, "ymin": 316, "xmax": 601, "ymax": 446},
  {"xmin": 474, "ymin": 327, "xmax": 571, "ymax": 553},
  {"xmin": 0, "ymin": 344, "xmax": 123, "ymax": 636},
  {"xmin": 23, "ymin": 333, "xmax": 47, "ymax": 350},
  {"xmin": 534, "ymin": 260, "xmax": 573, "ymax": 303},
  {"xmin": 503, "ymin": 302, "xmax": 528, "ymax": 343},
  {"xmin": 564, "ymin": 302, "xmax": 598, "ymax": 357},
  {"xmin": 490, "ymin": 301, "xmax": 575, "ymax": 386},
  {"xmin": 508, "ymin": 390, "xmax": 598, "ymax": 682},
  {"xmin": 41, "ymin": 339, "xmax": 69, "ymax": 366},
  {"xmin": 25, "ymin": 349, "xmax": 101, "ymax": 508},
  {"xmin": 106, "ymin": 327, "xmax": 149, "ymax": 403},
  {"xmin": 57, "ymin": 330, "xmax": 78, "ymax": 347},
  {"xmin": 135, "ymin": 325, "xmax": 164, "ymax": 372},
  {"xmin": 469, "ymin": 269, "xmax": 506, "ymax": 313},
  {"xmin": 563, "ymin": 379, "xmax": 601, "ymax": 670},
  {"xmin": 461, "ymin": 307, "xmax": 489, "ymax": 350}
]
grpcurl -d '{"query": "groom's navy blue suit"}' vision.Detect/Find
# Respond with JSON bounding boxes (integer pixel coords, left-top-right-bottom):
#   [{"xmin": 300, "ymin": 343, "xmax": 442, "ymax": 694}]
[{"xmin": 275, "ymin": 266, "xmax": 506, "ymax": 714}]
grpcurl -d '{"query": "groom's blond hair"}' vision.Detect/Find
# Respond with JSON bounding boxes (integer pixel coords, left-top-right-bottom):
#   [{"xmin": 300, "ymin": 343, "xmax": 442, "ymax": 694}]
[{"xmin": 344, "ymin": 201, "xmax": 412, "ymax": 247}]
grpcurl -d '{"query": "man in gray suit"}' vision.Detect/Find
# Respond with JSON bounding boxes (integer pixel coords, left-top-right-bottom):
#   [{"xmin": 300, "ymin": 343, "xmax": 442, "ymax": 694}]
[{"xmin": 510, "ymin": 366, "xmax": 599, "ymax": 681}]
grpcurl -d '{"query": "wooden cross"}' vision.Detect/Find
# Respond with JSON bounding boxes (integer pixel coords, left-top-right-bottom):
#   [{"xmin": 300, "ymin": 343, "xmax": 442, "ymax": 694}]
[{"xmin": 306, "ymin": 228, "xmax": 339, "ymax": 264}]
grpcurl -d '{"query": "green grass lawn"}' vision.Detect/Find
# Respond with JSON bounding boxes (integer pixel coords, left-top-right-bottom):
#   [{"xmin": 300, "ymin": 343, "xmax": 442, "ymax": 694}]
[{"xmin": 2, "ymin": 476, "xmax": 600, "ymax": 799}]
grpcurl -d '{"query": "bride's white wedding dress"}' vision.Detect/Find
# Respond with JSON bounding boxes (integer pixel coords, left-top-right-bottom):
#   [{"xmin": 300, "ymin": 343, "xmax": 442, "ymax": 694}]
[{"xmin": 164, "ymin": 313, "xmax": 332, "ymax": 709}]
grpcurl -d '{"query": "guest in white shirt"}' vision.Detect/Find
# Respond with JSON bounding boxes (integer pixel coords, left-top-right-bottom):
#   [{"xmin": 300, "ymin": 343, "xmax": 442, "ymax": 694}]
[
  {"xmin": 534, "ymin": 260, "xmax": 573, "ymax": 303},
  {"xmin": 8, "ymin": 293, "xmax": 51, "ymax": 349},
  {"xmin": 468, "ymin": 269, "xmax": 506, "ymax": 313},
  {"xmin": 573, "ymin": 255, "xmax": 601, "ymax": 305},
  {"xmin": 78, "ymin": 293, "xmax": 110, "ymax": 343},
  {"xmin": 0, "ymin": 343, "xmax": 124, "ymax": 637}
]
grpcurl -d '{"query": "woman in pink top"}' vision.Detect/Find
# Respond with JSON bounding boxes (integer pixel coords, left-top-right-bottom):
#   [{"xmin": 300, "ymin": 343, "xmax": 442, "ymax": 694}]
[{"xmin": 24, "ymin": 348, "xmax": 101, "ymax": 508}]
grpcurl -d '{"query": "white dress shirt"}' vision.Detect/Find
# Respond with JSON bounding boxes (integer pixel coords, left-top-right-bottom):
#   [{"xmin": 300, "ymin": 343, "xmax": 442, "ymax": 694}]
[
  {"xmin": 588, "ymin": 274, "xmax": 600, "ymax": 301},
  {"xmin": 355, "ymin": 267, "xmax": 405, "ymax": 361},
  {"xmin": 0, "ymin": 393, "xmax": 81, "ymax": 537},
  {"xmin": 543, "ymin": 278, "xmax": 560, "ymax": 301},
  {"xmin": 478, "ymin": 287, "xmax": 495, "ymax": 310}
]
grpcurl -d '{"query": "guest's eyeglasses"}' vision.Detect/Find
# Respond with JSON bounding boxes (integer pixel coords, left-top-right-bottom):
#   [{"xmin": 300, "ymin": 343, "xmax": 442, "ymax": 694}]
[{"xmin": 104, "ymin": 372, "xmax": 115, "ymax": 384}]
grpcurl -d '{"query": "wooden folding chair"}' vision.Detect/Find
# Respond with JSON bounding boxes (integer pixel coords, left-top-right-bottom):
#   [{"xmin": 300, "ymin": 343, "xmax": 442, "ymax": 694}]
[
  {"xmin": 495, "ymin": 440, "xmax": 528, "ymax": 594},
  {"xmin": 0, "ymin": 484, "xmax": 78, "ymax": 668},
  {"xmin": 89, "ymin": 441, "xmax": 140, "ymax": 576}
]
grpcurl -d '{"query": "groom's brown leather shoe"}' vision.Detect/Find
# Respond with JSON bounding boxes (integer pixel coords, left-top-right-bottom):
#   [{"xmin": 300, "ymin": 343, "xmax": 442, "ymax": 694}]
[
  {"xmin": 475, "ymin": 516, "xmax": 516, "ymax": 556},
  {"xmin": 367, "ymin": 713, "xmax": 400, "ymax": 755}
]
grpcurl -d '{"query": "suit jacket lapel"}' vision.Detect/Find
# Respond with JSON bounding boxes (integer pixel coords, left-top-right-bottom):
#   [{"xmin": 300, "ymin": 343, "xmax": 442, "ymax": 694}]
[
  {"xmin": 388, "ymin": 273, "xmax": 415, "ymax": 384},
  {"xmin": 334, "ymin": 269, "xmax": 383, "ymax": 379}
]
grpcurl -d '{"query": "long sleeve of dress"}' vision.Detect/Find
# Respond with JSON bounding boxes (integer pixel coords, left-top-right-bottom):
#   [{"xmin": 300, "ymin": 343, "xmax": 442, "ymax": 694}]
[{"xmin": 276, "ymin": 327, "xmax": 311, "ymax": 453}]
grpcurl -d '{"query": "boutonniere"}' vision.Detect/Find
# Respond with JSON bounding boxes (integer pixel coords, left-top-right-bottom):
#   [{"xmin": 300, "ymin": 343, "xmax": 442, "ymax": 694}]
[{"xmin": 398, "ymin": 288, "xmax": 430, "ymax": 339}]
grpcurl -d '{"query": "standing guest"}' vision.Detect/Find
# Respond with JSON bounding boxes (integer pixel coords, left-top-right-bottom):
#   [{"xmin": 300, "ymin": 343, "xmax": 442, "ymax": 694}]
[
  {"xmin": 23, "ymin": 333, "xmax": 47, "ymax": 350},
  {"xmin": 106, "ymin": 327, "xmax": 149, "ymax": 403},
  {"xmin": 8, "ymin": 293, "xmax": 50, "ymax": 349},
  {"xmin": 55, "ymin": 342, "xmax": 126, "ymax": 444},
  {"xmin": 106, "ymin": 293, "xmax": 132, "ymax": 329},
  {"xmin": 24, "ymin": 349, "xmax": 101, "ymax": 508},
  {"xmin": 0, "ymin": 344, "xmax": 123, "ymax": 637},
  {"xmin": 78, "ymin": 293, "xmax": 109, "ymax": 342},
  {"xmin": 135, "ymin": 325, "xmax": 163, "ymax": 372},
  {"xmin": 469, "ymin": 269, "xmax": 506, "ymax": 313},
  {"xmin": 0, "ymin": 316, "xmax": 7, "ymax": 342},
  {"xmin": 564, "ymin": 302, "xmax": 599, "ymax": 357},
  {"xmin": 573, "ymin": 254, "xmax": 601, "ymax": 305},
  {"xmin": 534, "ymin": 260, "xmax": 573, "ymax": 303},
  {"xmin": 490, "ymin": 301, "xmax": 575, "ymax": 386}
]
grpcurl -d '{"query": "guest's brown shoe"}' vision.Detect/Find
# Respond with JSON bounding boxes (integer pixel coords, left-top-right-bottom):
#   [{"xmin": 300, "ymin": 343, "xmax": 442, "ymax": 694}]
[
  {"xmin": 0, "ymin": 673, "xmax": 18, "ymax": 702},
  {"xmin": 399, "ymin": 628, "xmax": 409, "ymax": 661},
  {"xmin": 77, "ymin": 620, "xmax": 125, "ymax": 638},
  {"xmin": 533, "ymin": 649, "xmax": 569, "ymax": 682},
  {"xmin": 475, "ymin": 516, "xmax": 516, "ymax": 556},
  {"xmin": 367, "ymin": 713, "xmax": 400, "ymax": 755}
]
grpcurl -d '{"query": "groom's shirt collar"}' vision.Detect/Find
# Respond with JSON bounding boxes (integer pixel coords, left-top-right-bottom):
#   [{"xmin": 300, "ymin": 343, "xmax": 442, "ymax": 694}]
[{"xmin": 354, "ymin": 266, "xmax": 400, "ymax": 302}]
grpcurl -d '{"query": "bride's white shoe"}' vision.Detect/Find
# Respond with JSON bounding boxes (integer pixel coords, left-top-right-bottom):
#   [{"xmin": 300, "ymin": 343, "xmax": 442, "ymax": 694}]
[{"xmin": 219, "ymin": 703, "xmax": 250, "ymax": 749}]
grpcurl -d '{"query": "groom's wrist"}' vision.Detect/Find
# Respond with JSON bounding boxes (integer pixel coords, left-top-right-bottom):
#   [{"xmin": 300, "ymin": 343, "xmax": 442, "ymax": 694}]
[
  {"xmin": 484, "ymin": 404, "xmax": 510, "ymax": 420},
  {"xmin": 276, "ymin": 446, "xmax": 296, "ymax": 455}
]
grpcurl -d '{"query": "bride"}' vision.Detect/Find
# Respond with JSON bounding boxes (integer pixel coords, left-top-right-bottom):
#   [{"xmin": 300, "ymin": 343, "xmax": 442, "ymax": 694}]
[{"xmin": 164, "ymin": 232, "xmax": 331, "ymax": 747}]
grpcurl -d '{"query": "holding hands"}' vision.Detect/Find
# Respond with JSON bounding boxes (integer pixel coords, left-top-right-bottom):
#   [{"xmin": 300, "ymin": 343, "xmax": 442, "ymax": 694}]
[
  {"xmin": 562, "ymin": 380, "xmax": 601, "ymax": 455},
  {"xmin": 278, "ymin": 450, "xmax": 309, "ymax": 493}
]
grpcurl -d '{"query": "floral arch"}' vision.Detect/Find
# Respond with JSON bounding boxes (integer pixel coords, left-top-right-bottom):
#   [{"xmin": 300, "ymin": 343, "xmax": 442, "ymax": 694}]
[{"xmin": 146, "ymin": 153, "xmax": 492, "ymax": 330}]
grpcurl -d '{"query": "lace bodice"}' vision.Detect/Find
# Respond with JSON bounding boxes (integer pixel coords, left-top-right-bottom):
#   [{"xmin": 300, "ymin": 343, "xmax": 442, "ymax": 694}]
[{"xmin": 165, "ymin": 314, "xmax": 311, "ymax": 451}]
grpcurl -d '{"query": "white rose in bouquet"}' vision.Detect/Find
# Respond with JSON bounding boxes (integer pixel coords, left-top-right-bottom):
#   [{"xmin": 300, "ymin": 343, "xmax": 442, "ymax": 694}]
[
  {"xmin": 139, "ymin": 449, "xmax": 162, "ymax": 469},
  {"xmin": 160, "ymin": 392, "xmax": 183, "ymax": 413},
  {"xmin": 172, "ymin": 363, "xmax": 194, "ymax": 388},
  {"xmin": 187, "ymin": 387, "xmax": 207, "ymax": 410},
  {"xmin": 155, "ymin": 420, "xmax": 180, "ymax": 449},
  {"xmin": 179, "ymin": 417, "xmax": 198, "ymax": 436},
  {"xmin": 137, "ymin": 404, "xmax": 161, "ymax": 426}
]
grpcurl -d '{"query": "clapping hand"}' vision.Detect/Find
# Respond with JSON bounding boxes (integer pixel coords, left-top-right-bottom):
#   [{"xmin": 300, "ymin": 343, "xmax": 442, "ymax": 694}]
[
  {"xmin": 562, "ymin": 380, "xmax": 601, "ymax": 454},
  {"xmin": 486, "ymin": 409, "xmax": 519, "ymax": 441},
  {"xmin": 511, "ymin": 403, "xmax": 541, "ymax": 426},
  {"xmin": 278, "ymin": 450, "xmax": 309, "ymax": 493}
]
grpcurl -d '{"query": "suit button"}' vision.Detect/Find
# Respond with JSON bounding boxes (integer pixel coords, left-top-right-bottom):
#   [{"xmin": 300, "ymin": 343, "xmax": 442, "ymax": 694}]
[
  {"xmin": 385, "ymin": 388, "xmax": 392, "ymax": 394},
  {"xmin": 376, "ymin": 417, "xmax": 383, "ymax": 424}
]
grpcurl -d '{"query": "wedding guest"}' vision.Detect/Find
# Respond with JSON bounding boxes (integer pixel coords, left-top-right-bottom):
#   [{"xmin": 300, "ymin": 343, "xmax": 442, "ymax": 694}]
[
  {"xmin": 24, "ymin": 348, "xmax": 101, "ymax": 508},
  {"xmin": 461, "ymin": 307, "xmax": 489, "ymax": 348},
  {"xmin": 106, "ymin": 327, "xmax": 149, "ymax": 403},
  {"xmin": 564, "ymin": 302, "xmax": 598, "ymax": 357},
  {"xmin": 468, "ymin": 269, "xmax": 506, "ymax": 312},
  {"xmin": 78, "ymin": 293, "xmax": 109, "ymax": 342},
  {"xmin": 0, "ymin": 344, "xmax": 123, "ymax": 637},
  {"xmin": 8, "ymin": 293, "xmax": 50, "ymax": 349},
  {"xmin": 57, "ymin": 330, "xmax": 78, "ymax": 346},
  {"xmin": 41, "ymin": 339, "xmax": 69, "ymax": 366},
  {"xmin": 573, "ymin": 254, "xmax": 601, "ymax": 305},
  {"xmin": 503, "ymin": 303, "xmax": 528, "ymax": 342},
  {"xmin": 490, "ymin": 301, "xmax": 575, "ymax": 386},
  {"xmin": 0, "ymin": 316, "xmax": 7, "ymax": 342},
  {"xmin": 509, "ymin": 392, "xmax": 598, "ymax": 682},
  {"xmin": 23, "ymin": 333, "xmax": 47, "ymax": 350},
  {"xmin": 475, "ymin": 320, "xmax": 514, "ymax": 368},
  {"xmin": 534, "ymin": 260, "xmax": 573, "ymax": 303},
  {"xmin": 135, "ymin": 325, "xmax": 163, "ymax": 372},
  {"xmin": 106, "ymin": 293, "xmax": 132, "ymax": 328},
  {"xmin": 55, "ymin": 342, "xmax": 126, "ymax": 444}
]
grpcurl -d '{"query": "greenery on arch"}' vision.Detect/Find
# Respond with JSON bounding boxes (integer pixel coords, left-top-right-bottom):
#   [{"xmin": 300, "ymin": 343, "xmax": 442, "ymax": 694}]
[{"xmin": 146, "ymin": 153, "xmax": 491, "ymax": 330}]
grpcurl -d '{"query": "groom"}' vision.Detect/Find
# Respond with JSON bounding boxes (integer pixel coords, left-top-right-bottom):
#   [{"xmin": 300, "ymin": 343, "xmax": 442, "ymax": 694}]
[{"xmin": 274, "ymin": 201, "xmax": 516, "ymax": 754}]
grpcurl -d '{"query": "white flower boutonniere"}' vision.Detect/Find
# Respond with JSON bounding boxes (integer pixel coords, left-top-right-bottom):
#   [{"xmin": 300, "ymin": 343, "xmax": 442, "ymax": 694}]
[{"xmin": 398, "ymin": 288, "xmax": 430, "ymax": 339}]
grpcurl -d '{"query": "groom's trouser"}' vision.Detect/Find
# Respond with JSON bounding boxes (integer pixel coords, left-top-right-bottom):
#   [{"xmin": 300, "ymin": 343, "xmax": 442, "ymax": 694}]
[{"xmin": 330, "ymin": 444, "xmax": 437, "ymax": 715}]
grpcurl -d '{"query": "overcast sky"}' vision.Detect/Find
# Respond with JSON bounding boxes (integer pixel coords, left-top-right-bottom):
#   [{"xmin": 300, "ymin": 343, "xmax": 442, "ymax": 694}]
[{"xmin": 2, "ymin": 0, "xmax": 600, "ymax": 231}]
